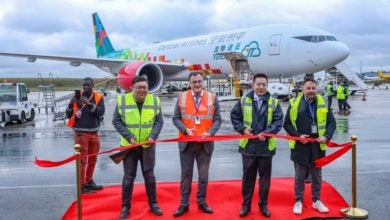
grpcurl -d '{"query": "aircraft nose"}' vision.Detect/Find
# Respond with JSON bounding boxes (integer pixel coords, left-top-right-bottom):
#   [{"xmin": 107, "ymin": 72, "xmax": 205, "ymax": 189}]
[{"xmin": 335, "ymin": 42, "xmax": 350, "ymax": 62}]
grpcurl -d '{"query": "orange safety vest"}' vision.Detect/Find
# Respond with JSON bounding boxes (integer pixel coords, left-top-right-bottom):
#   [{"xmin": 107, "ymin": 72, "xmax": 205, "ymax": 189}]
[
  {"xmin": 67, "ymin": 91, "xmax": 103, "ymax": 128},
  {"xmin": 178, "ymin": 90, "xmax": 215, "ymax": 138}
]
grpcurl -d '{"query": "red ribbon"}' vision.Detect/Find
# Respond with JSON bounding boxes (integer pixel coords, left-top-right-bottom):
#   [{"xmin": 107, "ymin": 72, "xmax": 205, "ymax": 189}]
[{"xmin": 34, "ymin": 133, "xmax": 352, "ymax": 168}]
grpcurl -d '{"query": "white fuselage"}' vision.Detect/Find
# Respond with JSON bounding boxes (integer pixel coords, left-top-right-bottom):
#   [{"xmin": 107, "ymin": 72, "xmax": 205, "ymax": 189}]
[{"xmin": 106, "ymin": 24, "xmax": 349, "ymax": 80}]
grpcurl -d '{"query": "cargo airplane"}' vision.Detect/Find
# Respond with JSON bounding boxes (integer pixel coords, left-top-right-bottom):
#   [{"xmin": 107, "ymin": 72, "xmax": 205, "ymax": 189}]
[{"xmin": 0, "ymin": 13, "xmax": 350, "ymax": 93}]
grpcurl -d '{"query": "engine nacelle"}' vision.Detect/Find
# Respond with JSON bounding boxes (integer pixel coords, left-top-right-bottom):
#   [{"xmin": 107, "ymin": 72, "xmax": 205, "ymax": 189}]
[{"xmin": 117, "ymin": 61, "xmax": 163, "ymax": 93}]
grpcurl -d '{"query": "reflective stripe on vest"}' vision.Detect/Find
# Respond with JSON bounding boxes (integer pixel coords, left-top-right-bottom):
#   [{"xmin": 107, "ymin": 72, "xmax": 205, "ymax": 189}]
[
  {"xmin": 239, "ymin": 96, "xmax": 278, "ymax": 151},
  {"xmin": 336, "ymin": 86, "xmax": 345, "ymax": 100},
  {"xmin": 118, "ymin": 93, "xmax": 160, "ymax": 147},
  {"xmin": 178, "ymin": 91, "xmax": 215, "ymax": 137},
  {"xmin": 288, "ymin": 95, "xmax": 327, "ymax": 151}
]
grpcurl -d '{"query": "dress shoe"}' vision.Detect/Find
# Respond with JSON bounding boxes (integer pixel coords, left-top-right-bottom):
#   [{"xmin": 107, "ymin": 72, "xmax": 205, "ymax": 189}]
[
  {"xmin": 173, "ymin": 205, "xmax": 189, "ymax": 217},
  {"xmin": 86, "ymin": 180, "xmax": 103, "ymax": 190},
  {"xmin": 81, "ymin": 185, "xmax": 95, "ymax": 194},
  {"xmin": 239, "ymin": 206, "xmax": 251, "ymax": 217},
  {"xmin": 119, "ymin": 205, "xmax": 130, "ymax": 219},
  {"xmin": 150, "ymin": 203, "xmax": 163, "ymax": 216},
  {"xmin": 198, "ymin": 203, "xmax": 213, "ymax": 214},
  {"xmin": 260, "ymin": 205, "xmax": 271, "ymax": 217}
]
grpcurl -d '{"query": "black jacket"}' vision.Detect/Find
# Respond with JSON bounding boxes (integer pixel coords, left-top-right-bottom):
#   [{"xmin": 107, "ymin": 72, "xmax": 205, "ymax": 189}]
[
  {"xmin": 283, "ymin": 95, "xmax": 336, "ymax": 166},
  {"xmin": 230, "ymin": 91, "xmax": 284, "ymax": 157},
  {"xmin": 65, "ymin": 91, "xmax": 105, "ymax": 132},
  {"xmin": 111, "ymin": 95, "xmax": 164, "ymax": 169}
]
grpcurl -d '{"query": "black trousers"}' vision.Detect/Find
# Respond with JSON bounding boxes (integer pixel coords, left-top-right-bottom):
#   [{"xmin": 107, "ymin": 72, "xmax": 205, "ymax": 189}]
[
  {"xmin": 241, "ymin": 154, "xmax": 272, "ymax": 207},
  {"xmin": 122, "ymin": 148, "xmax": 157, "ymax": 207},
  {"xmin": 327, "ymin": 96, "xmax": 333, "ymax": 109},
  {"xmin": 179, "ymin": 142, "xmax": 212, "ymax": 206}
]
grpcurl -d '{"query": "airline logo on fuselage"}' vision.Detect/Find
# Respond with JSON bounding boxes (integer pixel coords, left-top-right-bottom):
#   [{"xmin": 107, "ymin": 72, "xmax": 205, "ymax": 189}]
[{"xmin": 241, "ymin": 41, "xmax": 261, "ymax": 57}]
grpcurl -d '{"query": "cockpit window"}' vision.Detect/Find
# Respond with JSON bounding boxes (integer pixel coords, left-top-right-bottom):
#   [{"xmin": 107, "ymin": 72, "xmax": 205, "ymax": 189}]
[
  {"xmin": 326, "ymin": 36, "xmax": 337, "ymax": 41},
  {"xmin": 293, "ymin": 35, "xmax": 338, "ymax": 42}
]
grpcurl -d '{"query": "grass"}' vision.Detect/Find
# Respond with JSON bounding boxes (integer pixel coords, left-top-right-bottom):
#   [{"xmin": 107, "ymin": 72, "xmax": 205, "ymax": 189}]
[{"xmin": 1, "ymin": 78, "xmax": 117, "ymax": 92}]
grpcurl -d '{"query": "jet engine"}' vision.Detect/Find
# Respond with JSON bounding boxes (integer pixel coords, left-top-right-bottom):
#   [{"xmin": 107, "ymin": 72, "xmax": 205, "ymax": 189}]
[{"xmin": 117, "ymin": 61, "xmax": 163, "ymax": 93}]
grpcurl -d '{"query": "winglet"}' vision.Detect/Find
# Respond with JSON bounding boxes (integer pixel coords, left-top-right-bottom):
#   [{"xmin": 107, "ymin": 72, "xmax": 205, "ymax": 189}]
[{"xmin": 93, "ymin": 13, "xmax": 115, "ymax": 57}]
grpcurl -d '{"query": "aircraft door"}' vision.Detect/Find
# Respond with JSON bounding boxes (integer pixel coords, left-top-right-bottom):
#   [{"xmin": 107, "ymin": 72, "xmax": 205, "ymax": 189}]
[{"xmin": 269, "ymin": 34, "xmax": 282, "ymax": 55}]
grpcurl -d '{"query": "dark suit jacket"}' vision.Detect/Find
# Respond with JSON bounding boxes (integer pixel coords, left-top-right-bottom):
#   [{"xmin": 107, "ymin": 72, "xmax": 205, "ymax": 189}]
[
  {"xmin": 172, "ymin": 91, "xmax": 221, "ymax": 154},
  {"xmin": 111, "ymin": 94, "xmax": 164, "ymax": 169},
  {"xmin": 283, "ymin": 95, "xmax": 336, "ymax": 165},
  {"xmin": 230, "ymin": 91, "xmax": 284, "ymax": 157}
]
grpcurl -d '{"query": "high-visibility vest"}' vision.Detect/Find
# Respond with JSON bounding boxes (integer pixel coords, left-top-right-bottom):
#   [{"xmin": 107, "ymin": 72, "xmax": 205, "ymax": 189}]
[
  {"xmin": 326, "ymin": 84, "xmax": 333, "ymax": 97},
  {"xmin": 239, "ymin": 96, "xmax": 278, "ymax": 151},
  {"xmin": 345, "ymin": 86, "xmax": 350, "ymax": 97},
  {"xmin": 117, "ymin": 93, "xmax": 160, "ymax": 147},
  {"xmin": 336, "ymin": 86, "xmax": 346, "ymax": 100},
  {"xmin": 178, "ymin": 90, "xmax": 215, "ymax": 138},
  {"xmin": 67, "ymin": 91, "xmax": 103, "ymax": 128},
  {"xmin": 288, "ymin": 95, "xmax": 328, "ymax": 151}
]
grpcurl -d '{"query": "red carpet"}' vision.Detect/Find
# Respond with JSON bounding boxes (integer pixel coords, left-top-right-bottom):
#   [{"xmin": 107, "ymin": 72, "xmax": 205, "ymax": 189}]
[{"xmin": 62, "ymin": 178, "xmax": 348, "ymax": 220}]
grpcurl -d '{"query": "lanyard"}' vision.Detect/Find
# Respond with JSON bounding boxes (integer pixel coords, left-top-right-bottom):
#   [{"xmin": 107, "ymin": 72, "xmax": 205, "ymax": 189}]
[
  {"xmin": 305, "ymin": 99, "xmax": 315, "ymax": 122},
  {"xmin": 78, "ymin": 92, "xmax": 94, "ymax": 110},
  {"xmin": 193, "ymin": 95, "xmax": 202, "ymax": 112}
]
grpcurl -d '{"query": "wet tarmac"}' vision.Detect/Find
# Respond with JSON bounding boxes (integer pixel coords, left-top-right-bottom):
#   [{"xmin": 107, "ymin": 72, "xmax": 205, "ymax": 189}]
[{"xmin": 1, "ymin": 87, "xmax": 389, "ymax": 219}]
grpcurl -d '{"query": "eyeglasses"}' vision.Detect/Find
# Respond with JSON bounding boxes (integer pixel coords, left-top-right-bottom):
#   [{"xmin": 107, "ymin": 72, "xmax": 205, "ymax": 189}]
[
  {"xmin": 83, "ymin": 83, "xmax": 92, "ymax": 86},
  {"xmin": 190, "ymin": 80, "xmax": 203, "ymax": 85},
  {"xmin": 133, "ymin": 86, "xmax": 148, "ymax": 91}
]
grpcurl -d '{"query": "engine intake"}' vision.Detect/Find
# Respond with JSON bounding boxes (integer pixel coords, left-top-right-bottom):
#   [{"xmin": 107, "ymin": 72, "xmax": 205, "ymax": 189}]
[{"xmin": 117, "ymin": 61, "xmax": 163, "ymax": 93}]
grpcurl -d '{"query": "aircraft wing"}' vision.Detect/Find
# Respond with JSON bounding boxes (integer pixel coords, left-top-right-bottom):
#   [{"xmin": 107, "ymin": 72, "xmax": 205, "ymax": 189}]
[{"xmin": 0, "ymin": 52, "xmax": 188, "ymax": 75}]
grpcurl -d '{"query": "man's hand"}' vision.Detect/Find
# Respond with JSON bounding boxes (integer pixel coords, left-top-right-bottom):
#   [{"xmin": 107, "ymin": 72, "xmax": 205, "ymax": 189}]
[
  {"xmin": 200, "ymin": 132, "xmax": 210, "ymax": 139},
  {"xmin": 186, "ymin": 127, "xmax": 195, "ymax": 136},
  {"xmin": 257, "ymin": 133, "xmax": 266, "ymax": 141},
  {"xmin": 317, "ymin": 136, "xmax": 328, "ymax": 144},
  {"xmin": 144, "ymin": 138, "xmax": 155, "ymax": 147},
  {"xmin": 243, "ymin": 128, "xmax": 253, "ymax": 135},
  {"xmin": 299, "ymin": 134, "xmax": 310, "ymax": 144},
  {"xmin": 81, "ymin": 96, "xmax": 91, "ymax": 105},
  {"xmin": 130, "ymin": 137, "xmax": 137, "ymax": 144}
]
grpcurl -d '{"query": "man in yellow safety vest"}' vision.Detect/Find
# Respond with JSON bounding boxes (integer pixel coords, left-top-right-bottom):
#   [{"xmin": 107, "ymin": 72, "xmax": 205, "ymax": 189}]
[
  {"xmin": 283, "ymin": 78, "xmax": 336, "ymax": 215},
  {"xmin": 230, "ymin": 73, "xmax": 284, "ymax": 218},
  {"xmin": 112, "ymin": 76, "xmax": 164, "ymax": 219}
]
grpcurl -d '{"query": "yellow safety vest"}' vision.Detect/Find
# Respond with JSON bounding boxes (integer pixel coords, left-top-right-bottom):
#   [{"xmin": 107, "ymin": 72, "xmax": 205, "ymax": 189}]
[
  {"xmin": 117, "ymin": 93, "xmax": 160, "ymax": 147},
  {"xmin": 336, "ymin": 86, "xmax": 345, "ymax": 100},
  {"xmin": 288, "ymin": 95, "xmax": 327, "ymax": 151},
  {"xmin": 326, "ymin": 84, "xmax": 333, "ymax": 97},
  {"xmin": 239, "ymin": 96, "xmax": 278, "ymax": 151}
]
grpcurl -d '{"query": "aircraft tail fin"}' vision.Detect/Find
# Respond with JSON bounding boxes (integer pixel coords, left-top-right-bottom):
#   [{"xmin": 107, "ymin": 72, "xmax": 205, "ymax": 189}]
[
  {"xmin": 378, "ymin": 70, "xmax": 383, "ymax": 78},
  {"xmin": 93, "ymin": 13, "xmax": 115, "ymax": 57}
]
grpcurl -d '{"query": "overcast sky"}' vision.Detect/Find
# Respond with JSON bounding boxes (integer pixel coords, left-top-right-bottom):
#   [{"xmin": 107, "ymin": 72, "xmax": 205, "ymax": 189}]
[{"xmin": 0, "ymin": 0, "xmax": 389, "ymax": 78}]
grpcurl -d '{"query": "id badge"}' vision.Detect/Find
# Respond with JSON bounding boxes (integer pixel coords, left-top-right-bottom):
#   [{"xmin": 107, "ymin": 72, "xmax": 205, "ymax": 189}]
[
  {"xmin": 311, "ymin": 123, "xmax": 318, "ymax": 134},
  {"xmin": 76, "ymin": 109, "xmax": 82, "ymax": 118},
  {"xmin": 194, "ymin": 115, "xmax": 201, "ymax": 125}
]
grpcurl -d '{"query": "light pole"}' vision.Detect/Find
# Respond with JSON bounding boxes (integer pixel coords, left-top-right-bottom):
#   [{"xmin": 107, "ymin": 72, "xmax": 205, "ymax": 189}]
[{"xmin": 359, "ymin": 61, "xmax": 362, "ymax": 75}]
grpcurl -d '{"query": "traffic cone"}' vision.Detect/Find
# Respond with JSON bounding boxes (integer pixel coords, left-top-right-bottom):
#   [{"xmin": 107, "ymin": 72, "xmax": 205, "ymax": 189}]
[{"xmin": 362, "ymin": 93, "xmax": 366, "ymax": 101}]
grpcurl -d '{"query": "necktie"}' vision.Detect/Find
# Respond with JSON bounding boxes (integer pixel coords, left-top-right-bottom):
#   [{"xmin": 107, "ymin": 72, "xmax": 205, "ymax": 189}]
[
  {"xmin": 254, "ymin": 99, "xmax": 259, "ymax": 112},
  {"xmin": 195, "ymin": 95, "xmax": 200, "ymax": 107}
]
